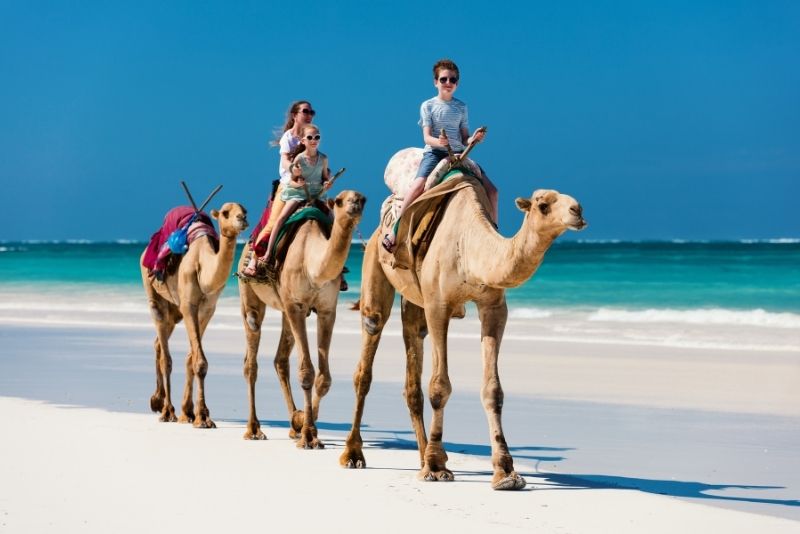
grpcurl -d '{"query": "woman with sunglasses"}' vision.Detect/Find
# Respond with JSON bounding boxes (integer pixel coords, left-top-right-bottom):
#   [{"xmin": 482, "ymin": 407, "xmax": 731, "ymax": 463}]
[
  {"xmin": 243, "ymin": 101, "xmax": 317, "ymax": 276},
  {"xmin": 257, "ymin": 124, "xmax": 332, "ymax": 267}
]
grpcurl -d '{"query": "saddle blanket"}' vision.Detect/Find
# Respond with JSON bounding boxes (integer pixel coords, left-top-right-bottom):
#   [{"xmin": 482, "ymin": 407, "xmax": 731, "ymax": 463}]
[{"xmin": 142, "ymin": 206, "xmax": 218, "ymax": 276}]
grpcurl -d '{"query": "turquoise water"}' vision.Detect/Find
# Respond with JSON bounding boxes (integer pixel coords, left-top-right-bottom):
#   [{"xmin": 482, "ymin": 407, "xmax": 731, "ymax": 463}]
[{"xmin": 1, "ymin": 240, "xmax": 798, "ymax": 314}]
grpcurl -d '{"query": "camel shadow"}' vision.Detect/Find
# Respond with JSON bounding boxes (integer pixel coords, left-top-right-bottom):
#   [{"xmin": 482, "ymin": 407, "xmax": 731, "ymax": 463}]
[
  {"xmin": 324, "ymin": 427, "xmax": 799, "ymax": 510},
  {"xmin": 524, "ymin": 472, "xmax": 799, "ymax": 508},
  {"xmin": 229, "ymin": 418, "xmax": 799, "ymax": 509}
]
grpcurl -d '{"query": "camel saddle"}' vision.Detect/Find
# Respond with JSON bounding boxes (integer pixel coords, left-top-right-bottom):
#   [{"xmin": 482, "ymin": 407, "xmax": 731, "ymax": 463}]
[
  {"xmin": 143, "ymin": 206, "xmax": 218, "ymax": 280},
  {"xmin": 378, "ymin": 170, "xmax": 490, "ymax": 272},
  {"xmin": 241, "ymin": 204, "xmax": 333, "ymax": 286}
]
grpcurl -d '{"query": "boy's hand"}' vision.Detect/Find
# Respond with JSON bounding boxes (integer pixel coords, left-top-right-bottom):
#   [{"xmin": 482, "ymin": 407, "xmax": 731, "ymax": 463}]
[
  {"xmin": 469, "ymin": 129, "xmax": 486, "ymax": 144},
  {"xmin": 438, "ymin": 130, "xmax": 450, "ymax": 148}
]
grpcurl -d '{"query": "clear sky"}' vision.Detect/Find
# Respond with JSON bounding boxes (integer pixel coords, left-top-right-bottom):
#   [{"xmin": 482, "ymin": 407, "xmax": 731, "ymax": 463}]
[{"xmin": 1, "ymin": 1, "xmax": 798, "ymax": 241}]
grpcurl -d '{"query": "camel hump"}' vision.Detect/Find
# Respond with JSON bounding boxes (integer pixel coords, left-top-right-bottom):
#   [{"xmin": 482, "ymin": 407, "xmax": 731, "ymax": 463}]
[{"xmin": 384, "ymin": 147, "xmax": 424, "ymax": 198}]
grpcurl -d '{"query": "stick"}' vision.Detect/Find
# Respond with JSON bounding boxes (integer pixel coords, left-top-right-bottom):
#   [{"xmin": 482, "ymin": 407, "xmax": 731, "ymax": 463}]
[
  {"xmin": 454, "ymin": 126, "xmax": 487, "ymax": 166},
  {"xmin": 440, "ymin": 129, "xmax": 456, "ymax": 162},
  {"xmin": 327, "ymin": 167, "xmax": 346, "ymax": 186},
  {"xmin": 197, "ymin": 184, "xmax": 223, "ymax": 213},
  {"xmin": 180, "ymin": 181, "xmax": 199, "ymax": 211}
]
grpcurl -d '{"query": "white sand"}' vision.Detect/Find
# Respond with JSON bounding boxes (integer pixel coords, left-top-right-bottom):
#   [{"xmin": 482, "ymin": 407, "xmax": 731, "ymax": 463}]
[
  {"xmin": 1, "ymin": 397, "xmax": 797, "ymax": 534},
  {"xmin": 1, "ymin": 296, "xmax": 799, "ymax": 532}
]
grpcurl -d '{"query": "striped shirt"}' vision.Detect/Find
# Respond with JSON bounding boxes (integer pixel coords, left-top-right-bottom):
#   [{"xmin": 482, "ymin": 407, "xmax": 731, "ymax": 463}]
[{"xmin": 419, "ymin": 96, "xmax": 469, "ymax": 153}]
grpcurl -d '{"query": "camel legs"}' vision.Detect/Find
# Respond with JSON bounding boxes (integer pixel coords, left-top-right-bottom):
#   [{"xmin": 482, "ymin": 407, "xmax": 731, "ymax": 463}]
[
  {"xmin": 477, "ymin": 297, "xmax": 526, "ymax": 490},
  {"xmin": 149, "ymin": 303, "xmax": 179, "ymax": 423},
  {"xmin": 284, "ymin": 302, "xmax": 321, "ymax": 449},
  {"xmin": 312, "ymin": 306, "xmax": 336, "ymax": 423},
  {"xmin": 273, "ymin": 313, "xmax": 302, "ymax": 438},
  {"xmin": 340, "ymin": 233, "xmax": 396, "ymax": 468},
  {"xmin": 400, "ymin": 298, "xmax": 428, "ymax": 467},
  {"xmin": 179, "ymin": 300, "xmax": 217, "ymax": 429},
  {"xmin": 241, "ymin": 287, "xmax": 267, "ymax": 440},
  {"xmin": 418, "ymin": 303, "xmax": 454, "ymax": 482}
]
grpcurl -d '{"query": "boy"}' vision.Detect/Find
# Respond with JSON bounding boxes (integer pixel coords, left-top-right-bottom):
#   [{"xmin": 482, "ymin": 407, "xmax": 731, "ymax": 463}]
[{"xmin": 383, "ymin": 58, "xmax": 497, "ymax": 252}]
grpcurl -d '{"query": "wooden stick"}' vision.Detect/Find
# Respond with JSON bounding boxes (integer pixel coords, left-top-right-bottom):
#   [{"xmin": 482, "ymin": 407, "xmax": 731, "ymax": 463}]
[
  {"xmin": 180, "ymin": 181, "xmax": 199, "ymax": 211},
  {"xmin": 197, "ymin": 185, "xmax": 223, "ymax": 213},
  {"xmin": 327, "ymin": 167, "xmax": 346, "ymax": 186},
  {"xmin": 454, "ymin": 126, "xmax": 487, "ymax": 166},
  {"xmin": 440, "ymin": 129, "xmax": 456, "ymax": 162}
]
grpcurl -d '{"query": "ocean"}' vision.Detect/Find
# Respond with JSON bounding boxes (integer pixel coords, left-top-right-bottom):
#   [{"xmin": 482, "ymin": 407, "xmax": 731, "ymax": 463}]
[{"xmin": 1, "ymin": 240, "xmax": 799, "ymax": 351}]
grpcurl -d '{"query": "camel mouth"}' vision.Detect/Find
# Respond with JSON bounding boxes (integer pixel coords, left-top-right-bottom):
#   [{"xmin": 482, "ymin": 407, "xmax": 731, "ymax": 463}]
[{"xmin": 571, "ymin": 219, "xmax": 588, "ymax": 231}]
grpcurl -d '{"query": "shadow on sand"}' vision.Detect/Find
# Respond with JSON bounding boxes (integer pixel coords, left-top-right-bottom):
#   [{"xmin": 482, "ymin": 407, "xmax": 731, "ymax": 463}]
[{"xmin": 235, "ymin": 418, "xmax": 799, "ymax": 509}]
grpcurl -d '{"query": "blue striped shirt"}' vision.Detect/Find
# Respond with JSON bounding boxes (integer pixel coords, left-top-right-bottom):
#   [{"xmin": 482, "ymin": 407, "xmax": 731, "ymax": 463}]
[{"xmin": 419, "ymin": 96, "xmax": 469, "ymax": 153}]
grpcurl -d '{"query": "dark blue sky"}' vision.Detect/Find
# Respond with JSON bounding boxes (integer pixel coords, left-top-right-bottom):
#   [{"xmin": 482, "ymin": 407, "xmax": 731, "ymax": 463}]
[{"xmin": 2, "ymin": 1, "xmax": 798, "ymax": 241}]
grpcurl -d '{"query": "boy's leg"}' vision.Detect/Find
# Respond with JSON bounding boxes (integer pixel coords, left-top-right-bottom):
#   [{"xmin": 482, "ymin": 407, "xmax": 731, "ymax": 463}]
[
  {"xmin": 383, "ymin": 151, "xmax": 443, "ymax": 252},
  {"xmin": 383, "ymin": 177, "xmax": 425, "ymax": 252}
]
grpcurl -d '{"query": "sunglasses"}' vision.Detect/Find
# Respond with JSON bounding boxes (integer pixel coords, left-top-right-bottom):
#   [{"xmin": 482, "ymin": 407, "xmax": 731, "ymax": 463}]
[
  {"xmin": 305, "ymin": 134, "xmax": 321, "ymax": 140},
  {"xmin": 438, "ymin": 76, "xmax": 459, "ymax": 84},
  {"xmin": 300, "ymin": 108, "xmax": 316, "ymax": 116}
]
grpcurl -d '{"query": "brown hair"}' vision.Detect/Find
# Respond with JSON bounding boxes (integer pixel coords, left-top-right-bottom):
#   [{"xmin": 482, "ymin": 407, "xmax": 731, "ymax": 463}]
[
  {"xmin": 287, "ymin": 124, "xmax": 320, "ymax": 161},
  {"xmin": 432, "ymin": 58, "xmax": 459, "ymax": 79},
  {"xmin": 270, "ymin": 100, "xmax": 312, "ymax": 147}
]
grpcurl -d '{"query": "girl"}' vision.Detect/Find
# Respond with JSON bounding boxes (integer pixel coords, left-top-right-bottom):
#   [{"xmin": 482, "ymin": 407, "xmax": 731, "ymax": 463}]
[
  {"xmin": 243, "ymin": 101, "xmax": 316, "ymax": 276},
  {"xmin": 255, "ymin": 123, "xmax": 331, "ymax": 266}
]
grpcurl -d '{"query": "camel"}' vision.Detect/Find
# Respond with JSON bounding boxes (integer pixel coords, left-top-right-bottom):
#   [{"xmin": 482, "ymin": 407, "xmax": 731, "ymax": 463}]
[
  {"xmin": 339, "ymin": 154, "xmax": 586, "ymax": 490},
  {"xmin": 141, "ymin": 203, "xmax": 248, "ymax": 428},
  {"xmin": 238, "ymin": 190, "xmax": 366, "ymax": 449}
]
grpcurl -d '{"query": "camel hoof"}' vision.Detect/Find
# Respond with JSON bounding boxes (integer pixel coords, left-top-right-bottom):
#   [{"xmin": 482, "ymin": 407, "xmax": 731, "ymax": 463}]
[
  {"xmin": 243, "ymin": 430, "xmax": 267, "ymax": 440},
  {"xmin": 297, "ymin": 438, "xmax": 324, "ymax": 450},
  {"xmin": 177, "ymin": 414, "xmax": 193, "ymax": 424},
  {"xmin": 158, "ymin": 412, "xmax": 177, "ymax": 423},
  {"xmin": 492, "ymin": 472, "xmax": 527, "ymax": 491},
  {"xmin": 419, "ymin": 468, "xmax": 454, "ymax": 482},
  {"xmin": 193, "ymin": 418, "xmax": 216, "ymax": 429},
  {"xmin": 340, "ymin": 449, "xmax": 366, "ymax": 469}
]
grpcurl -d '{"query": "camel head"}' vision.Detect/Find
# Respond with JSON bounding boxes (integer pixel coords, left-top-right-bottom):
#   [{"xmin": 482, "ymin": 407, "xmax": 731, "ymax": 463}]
[
  {"xmin": 328, "ymin": 190, "xmax": 367, "ymax": 223},
  {"xmin": 516, "ymin": 189, "xmax": 587, "ymax": 237},
  {"xmin": 211, "ymin": 202, "xmax": 249, "ymax": 238}
]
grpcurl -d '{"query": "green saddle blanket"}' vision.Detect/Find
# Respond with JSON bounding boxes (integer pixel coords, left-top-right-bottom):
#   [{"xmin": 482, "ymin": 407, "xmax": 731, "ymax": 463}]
[{"xmin": 274, "ymin": 206, "xmax": 333, "ymax": 251}]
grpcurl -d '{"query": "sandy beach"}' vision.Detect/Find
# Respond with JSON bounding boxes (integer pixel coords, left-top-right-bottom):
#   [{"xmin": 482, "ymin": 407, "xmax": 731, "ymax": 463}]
[{"xmin": 1, "ymin": 295, "xmax": 798, "ymax": 532}]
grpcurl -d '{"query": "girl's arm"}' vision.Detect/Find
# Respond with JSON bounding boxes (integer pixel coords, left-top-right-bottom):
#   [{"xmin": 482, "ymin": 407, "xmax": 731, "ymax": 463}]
[
  {"xmin": 287, "ymin": 157, "xmax": 305, "ymax": 188},
  {"xmin": 280, "ymin": 152, "xmax": 294, "ymax": 177},
  {"xmin": 322, "ymin": 156, "xmax": 332, "ymax": 188}
]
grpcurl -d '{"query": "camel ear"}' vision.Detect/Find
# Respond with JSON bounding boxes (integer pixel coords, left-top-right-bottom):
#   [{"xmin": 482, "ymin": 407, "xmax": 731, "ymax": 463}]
[
  {"xmin": 516, "ymin": 198, "xmax": 532, "ymax": 212},
  {"xmin": 210, "ymin": 209, "xmax": 220, "ymax": 220},
  {"xmin": 328, "ymin": 198, "xmax": 337, "ymax": 210}
]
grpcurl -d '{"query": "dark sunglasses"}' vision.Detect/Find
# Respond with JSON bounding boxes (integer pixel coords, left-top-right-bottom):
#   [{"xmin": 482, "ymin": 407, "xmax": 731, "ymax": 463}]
[
  {"xmin": 438, "ymin": 76, "xmax": 459, "ymax": 84},
  {"xmin": 305, "ymin": 134, "xmax": 321, "ymax": 140},
  {"xmin": 300, "ymin": 108, "xmax": 316, "ymax": 116}
]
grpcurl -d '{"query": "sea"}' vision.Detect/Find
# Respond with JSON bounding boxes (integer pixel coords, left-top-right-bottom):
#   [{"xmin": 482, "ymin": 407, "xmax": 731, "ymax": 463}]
[{"xmin": 1, "ymin": 240, "xmax": 799, "ymax": 351}]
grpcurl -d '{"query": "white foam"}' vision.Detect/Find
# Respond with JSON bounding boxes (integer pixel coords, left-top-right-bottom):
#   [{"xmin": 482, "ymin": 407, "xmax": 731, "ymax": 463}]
[
  {"xmin": 588, "ymin": 307, "xmax": 800, "ymax": 329},
  {"xmin": 508, "ymin": 307, "xmax": 554, "ymax": 319}
]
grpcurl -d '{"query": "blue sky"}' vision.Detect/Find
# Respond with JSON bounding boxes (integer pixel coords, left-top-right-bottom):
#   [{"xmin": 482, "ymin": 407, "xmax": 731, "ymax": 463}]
[{"xmin": 1, "ymin": 1, "xmax": 798, "ymax": 241}]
